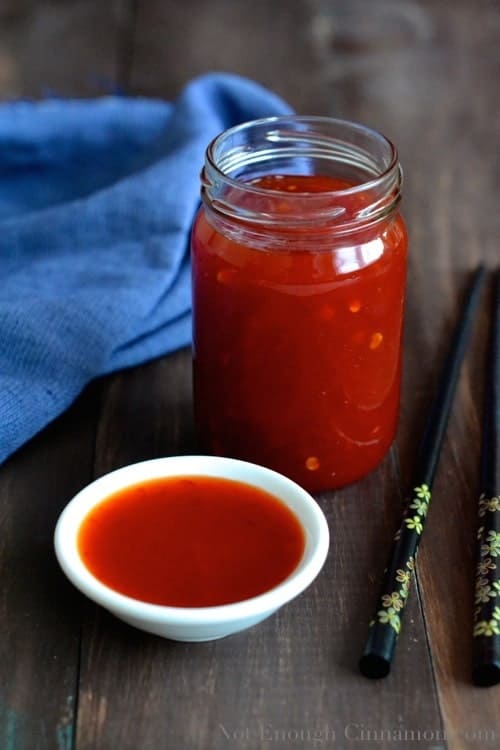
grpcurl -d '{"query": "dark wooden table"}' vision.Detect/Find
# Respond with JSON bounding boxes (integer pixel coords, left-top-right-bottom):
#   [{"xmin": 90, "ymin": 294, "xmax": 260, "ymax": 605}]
[{"xmin": 1, "ymin": 2, "xmax": 499, "ymax": 748}]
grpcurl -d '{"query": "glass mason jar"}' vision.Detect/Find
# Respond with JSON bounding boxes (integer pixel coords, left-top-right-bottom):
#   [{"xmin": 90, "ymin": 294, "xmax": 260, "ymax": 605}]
[{"xmin": 191, "ymin": 116, "xmax": 407, "ymax": 492}]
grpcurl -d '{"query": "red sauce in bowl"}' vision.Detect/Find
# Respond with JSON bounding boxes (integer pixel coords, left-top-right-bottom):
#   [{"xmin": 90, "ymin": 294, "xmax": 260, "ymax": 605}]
[{"xmin": 77, "ymin": 475, "xmax": 305, "ymax": 607}]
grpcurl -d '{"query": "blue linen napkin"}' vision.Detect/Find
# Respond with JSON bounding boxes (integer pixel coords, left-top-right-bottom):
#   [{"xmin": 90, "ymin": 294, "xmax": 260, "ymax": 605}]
[{"xmin": 0, "ymin": 73, "xmax": 292, "ymax": 463}]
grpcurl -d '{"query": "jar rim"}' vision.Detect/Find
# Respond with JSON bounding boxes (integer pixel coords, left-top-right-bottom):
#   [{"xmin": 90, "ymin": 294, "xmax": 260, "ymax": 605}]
[{"xmin": 205, "ymin": 115, "xmax": 399, "ymax": 198}]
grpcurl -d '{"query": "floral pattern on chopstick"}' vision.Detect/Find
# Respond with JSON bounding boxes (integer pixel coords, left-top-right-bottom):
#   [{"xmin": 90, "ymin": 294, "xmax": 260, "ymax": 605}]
[
  {"xmin": 377, "ymin": 484, "xmax": 431, "ymax": 634},
  {"xmin": 372, "ymin": 485, "xmax": 431, "ymax": 635},
  {"xmin": 375, "ymin": 555, "xmax": 415, "ymax": 634},
  {"xmin": 474, "ymin": 494, "xmax": 500, "ymax": 638},
  {"xmin": 370, "ymin": 486, "xmax": 430, "ymax": 635},
  {"xmin": 404, "ymin": 484, "xmax": 431, "ymax": 535}
]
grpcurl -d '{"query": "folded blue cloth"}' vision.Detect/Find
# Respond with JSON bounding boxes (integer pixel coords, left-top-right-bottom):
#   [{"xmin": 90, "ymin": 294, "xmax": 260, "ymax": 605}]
[{"xmin": 0, "ymin": 73, "xmax": 291, "ymax": 463}]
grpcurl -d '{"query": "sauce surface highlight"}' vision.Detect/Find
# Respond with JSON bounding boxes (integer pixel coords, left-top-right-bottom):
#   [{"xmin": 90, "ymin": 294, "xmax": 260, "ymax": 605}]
[{"xmin": 78, "ymin": 475, "xmax": 305, "ymax": 607}]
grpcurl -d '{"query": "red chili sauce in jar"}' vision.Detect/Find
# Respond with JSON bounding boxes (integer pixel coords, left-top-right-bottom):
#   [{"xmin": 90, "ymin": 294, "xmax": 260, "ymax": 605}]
[
  {"xmin": 192, "ymin": 118, "xmax": 407, "ymax": 492},
  {"xmin": 78, "ymin": 475, "xmax": 305, "ymax": 607}
]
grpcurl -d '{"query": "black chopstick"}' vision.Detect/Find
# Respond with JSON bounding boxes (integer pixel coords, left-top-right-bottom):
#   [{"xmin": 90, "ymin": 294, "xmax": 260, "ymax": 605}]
[
  {"xmin": 359, "ymin": 265, "xmax": 486, "ymax": 679},
  {"xmin": 472, "ymin": 269, "xmax": 500, "ymax": 687}
]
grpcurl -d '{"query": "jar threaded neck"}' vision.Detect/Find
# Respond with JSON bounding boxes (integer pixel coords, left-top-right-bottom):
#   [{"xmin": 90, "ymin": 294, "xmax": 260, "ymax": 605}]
[{"xmin": 201, "ymin": 116, "xmax": 402, "ymax": 237}]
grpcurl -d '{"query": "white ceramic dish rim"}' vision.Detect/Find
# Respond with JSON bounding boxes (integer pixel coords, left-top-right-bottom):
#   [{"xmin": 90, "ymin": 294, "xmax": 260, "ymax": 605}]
[{"xmin": 54, "ymin": 455, "xmax": 330, "ymax": 625}]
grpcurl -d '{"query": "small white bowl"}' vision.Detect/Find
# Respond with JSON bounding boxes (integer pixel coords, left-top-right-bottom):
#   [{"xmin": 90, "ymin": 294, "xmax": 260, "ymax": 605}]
[{"xmin": 54, "ymin": 455, "xmax": 329, "ymax": 642}]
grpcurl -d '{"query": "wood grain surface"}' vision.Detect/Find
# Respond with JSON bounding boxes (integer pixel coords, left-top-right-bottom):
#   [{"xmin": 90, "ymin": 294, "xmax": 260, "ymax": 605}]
[{"xmin": 0, "ymin": 1, "xmax": 499, "ymax": 748}]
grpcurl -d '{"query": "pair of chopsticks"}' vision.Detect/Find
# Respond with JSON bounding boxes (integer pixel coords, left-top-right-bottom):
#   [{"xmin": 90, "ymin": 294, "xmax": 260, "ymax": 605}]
[{"xmin": 359, "ymin": 265, "xmax": 500, "ymax": 686}]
